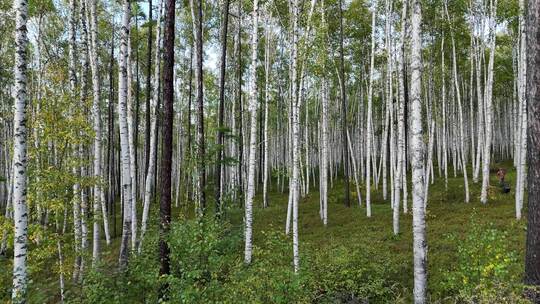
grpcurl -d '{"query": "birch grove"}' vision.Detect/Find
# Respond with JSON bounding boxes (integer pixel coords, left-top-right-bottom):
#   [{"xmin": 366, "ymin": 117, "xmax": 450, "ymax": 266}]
[{"xmin": 1, "ymin": 0, "xmax": 537, "ymax": 301}]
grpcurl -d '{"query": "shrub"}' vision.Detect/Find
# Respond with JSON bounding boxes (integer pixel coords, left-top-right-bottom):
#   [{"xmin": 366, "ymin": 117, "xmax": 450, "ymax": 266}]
[{"xmin": 442, "ymin": 216, "xmax": 526, "ymax": 302}]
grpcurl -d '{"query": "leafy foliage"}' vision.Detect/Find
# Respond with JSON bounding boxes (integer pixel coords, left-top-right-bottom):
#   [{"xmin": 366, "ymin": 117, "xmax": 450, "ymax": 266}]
[{"xmin": 442, "ymin": 214, "xmax": 526, "ymax": 302}]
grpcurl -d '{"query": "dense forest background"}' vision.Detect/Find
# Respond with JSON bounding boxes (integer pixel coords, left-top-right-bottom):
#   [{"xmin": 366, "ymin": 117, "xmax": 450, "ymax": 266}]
[{"xmin": 1, "ymin": 0, "xmax": 539, "ymax": 302}]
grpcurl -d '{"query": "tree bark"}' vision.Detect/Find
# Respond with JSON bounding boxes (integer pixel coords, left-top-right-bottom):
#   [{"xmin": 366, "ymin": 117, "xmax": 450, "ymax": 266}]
[
  {"xmin": 410, "ymin": 0, "xmax": 427, "ymax": 301},
  {"xmin": 338, "ymin": 0, "xmax": 350, "ymax": 207},
  {"xmin": 365, "ymin": 3, "xmax": 376, "ymax": 218},
  {"xmin": 144, "ymin": 0, "xmax": 153, "ymax": 178},
  {"xmin": 480, "ymin": 0, "xmax": 497, "ymax": 204},
  {"xmin": 158, "ymin": 0, "xmax": 175, "ymax": 297},
  {"xmin": 11, "ymin": 0, "xmax": 29, "ymax": 300},
  {"xmin": 139, "ymin": 0, "xmax": 163, "ymax": 253},
  {"xmin": 118, "ymin": 0, "xmax": 133, "ymax": 269},
  {"xmin": 189, "ymin": 0, "xmax": 206, "ymax": 214},
  {"xmin": 525, "ymin": 0, "xmax": 540, "ymax": 292},
  {"xmin": 244, "ymin": 0, "xmax": 259, "ymax": 265},
  {"xmin": 216, "ymin": 0, "xmax": 230, "ymax": 215}
]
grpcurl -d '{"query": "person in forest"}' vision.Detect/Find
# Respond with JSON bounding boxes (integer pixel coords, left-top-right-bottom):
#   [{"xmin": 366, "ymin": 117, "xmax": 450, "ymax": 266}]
[
  {"xmin": 496, "ymin": 168, "xmax": 507, "ymax": 183},
  {"xmin": 497, "ymin": 168, "xmax": 511, "ymax": 193}
]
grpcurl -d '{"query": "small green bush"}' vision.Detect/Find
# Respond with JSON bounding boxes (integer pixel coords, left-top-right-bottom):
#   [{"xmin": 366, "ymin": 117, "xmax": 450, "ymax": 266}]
[{"xmin": 442, "ymin": 216, "xmax": 526, "ymax": 303}]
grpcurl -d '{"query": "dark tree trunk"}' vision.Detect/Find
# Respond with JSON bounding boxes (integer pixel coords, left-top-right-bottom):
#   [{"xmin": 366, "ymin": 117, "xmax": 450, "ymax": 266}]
[
  {"xmin": 187, "ymin": 46, "xmax": 193, "ymax": 202},
  {"xmin": 525, "ymin": 0, "xmax": 540, "ymax": 297},
  {"xmin": 215, "ymin": 0, "xmax": 230, "ymax": 216},
  {"xmin": 237, "ymin": 0, "xmax": 244, "ymax": 201},
  {"xmin": 108, "ymin": 32, "xmax": 116, "ymax": 237},
  {"xmin": 195, "ymin": 0, "xmax": 206, "ymax": 213},
  {"xmin": 338, "ymin": 0, "xmax": 350, "ymax": 207},
  {"xmin": 154, "ymin": 69, "xmax": 161, "ymax": 196},
  {"xmin": 134, "ymin": 15, "xmax": 140, "ymax": 201},
  {"xmin": 258, "ymin": 101, "xmax": 263, "ymax": 185},
  {"xmin": 144, "ymin": 0, "xmax": 153, "ymax": 178},
  {"xmin": 158, "ymin": 0, "xmax": 174, "ymax": 298}
]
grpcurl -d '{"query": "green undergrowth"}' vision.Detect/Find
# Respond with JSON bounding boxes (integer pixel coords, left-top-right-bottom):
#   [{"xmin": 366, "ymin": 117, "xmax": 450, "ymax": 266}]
[{"xmin": 0, "ymin": 162, "xmax": 530, "ymax": 303}]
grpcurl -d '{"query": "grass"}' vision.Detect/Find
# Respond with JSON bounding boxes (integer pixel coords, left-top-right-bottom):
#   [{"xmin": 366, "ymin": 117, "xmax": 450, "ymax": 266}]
[
  {"xmin": 0, "ymin": 161, "xmax": 528, "ymax": 303},
  {"xmin": 233, "ymin": 160, "xmax": 526, "ymax": 301}
]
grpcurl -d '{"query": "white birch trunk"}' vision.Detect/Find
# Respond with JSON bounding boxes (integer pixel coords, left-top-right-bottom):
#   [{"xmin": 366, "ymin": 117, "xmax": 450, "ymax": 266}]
[
  {"xmin": 244, "ymin": 0, "xmax": 259, "ymax": 265},
  {"xmin": 263, "ymin": 12, "xmax": 271, "ymax": 208},
  {"xmin": 515, "ymin": 0, "xmax": 527, "ymax": 219},
  {"xmin": 87, "ymin": 0, "xmax": 111, "ymax": 266},
  {"xmin": 410, "ymin": 0, "xmax": 427, "ymax": 301},
  {"xmin": 366, "ymin": 3, "xmax": 377, "ymax": 218},
  {"xmin": 139, "ymin": 0, "xmax": 163, "ymax": 252},
  {"xmin": 473, "ymin": 43, "xmax": 484, "ymax": 183},
  {"xmin": 480, "ymin": 0, "xmax": 497, "ymax": 204},
  {"xmin": 394, "ymin": 0, "xmax": 407, "ymax": 235},
  {"xmin": 290, "ymin": 0, "xmax": 301, "ymax": 273},
  {"xmin": 444, "ymin": 4, "xmax": 470, "ymax": 202},
  {"xmin": 126, "ymin": 32, "xmax": 138, "ymax": 249},
  {"xmin": 118, "ymin": 0, "xmax": 133, "ymax": 268},
  {"xmin": 347, "ymin": 130, "xmax": 362, "ymax": 206},
  {"xmin": 320, "ymin": 80, "xmax": 329, "ymax": 226},
  {"xmin": 11, "ymin": 0, "xmax": 29, "ymax": 300}
]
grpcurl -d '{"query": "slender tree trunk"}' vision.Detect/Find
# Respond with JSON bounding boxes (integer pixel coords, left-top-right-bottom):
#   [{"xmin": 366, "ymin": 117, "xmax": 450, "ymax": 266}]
[
  {"xmin": 108, "ymin": 32, "xmax": 117, "ymax": 239},
  {"xmin": 11, "ymin": 0, "xmax": 29, "ymax": 301},
  {"xmin": 126, "ymin": 32, "xmax": 138, "ymax": 250},
  {"xmin": 244, "ymin": 0, "xmax": 259, "ymax": 265},
  {"xmin": 118, "ymin": 0, "xmax": 133, "ymax": 269},
  {"xmin": 320, "ymin": 80, "xmax": 329, "ymax": 226},
  {"xmin": 366, "ymin": 3, "xmax": 376, "ymax": 217},
  {"xmin": 480, "ymin": 0, "xmax": 497, "ymax": 204},
  {"xmin": 68, "ymin": 0, "xmax": 83, "ymax": 280},
  {"xmin": 87, "ymin": 0, "xmax": 110, "ymax": 265},
  {"xmin": 145, "ymin": 0, "xmax": 153, "ymax": 178},
  {"xmin": 216, "ymin": 0, "xmax": 231, "ymax": 215},
  {"xmin": 190, "ymin": 0, "xmax": 206, "ymax": 214},
  {"xmin": 158, "ymin": 0, "xmax": 175, "ymax": 297},
  {"xmin": 263, "ymin": 11, "xmax": 272, "ymax": 208},
  {"xmin": 394, "ymin": 0, "xmax": 407, "ymax": 235},
  {"xmin": 139, "ymin": 0, "xmax": 163, "ymax": 252},
  {"xmin": 56, "ymin": 239, "xmax": 65, "ymax": 303},
  {"xmin": 444, "ymin": 5, "xmax": 470, "ymax": 202},
  {"xmin": 346, "ymin": 130, "xmax": 362, "ymax": 206},
  {"xmin": 338, "ymin": 0, "xmax": 351, "ymax": 207},
  {"xmin": 290, "ymin": 0, "xmax": 301, "ymax": 273},
  {"xmin": 473, "ymin": 40, "xmax": 484, "ymax": 183},
  {"xmin": 410, "ymin": 0, "xmax": 427, "ymax": 300},
  {"xmin": 237, "ymin": 0, "xmax": 244, "ymax": 201},
  {"xmin": 515, "ymin": 0, "xmax": 527, "ymax": 219}
]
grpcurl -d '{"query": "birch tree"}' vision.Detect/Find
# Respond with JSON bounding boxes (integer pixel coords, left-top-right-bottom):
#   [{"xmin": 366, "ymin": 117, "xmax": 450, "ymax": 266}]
[
  {"xmin": 118, "ymin": 0, "xmax": 134, "ymax": 269},
  {"xmin": 139, "ymin": 0, "xmax": 163, "ymax": 252},
  {"xmin": 87, "ymin": 0, "xmax": 111, "ymax": 264},
  {"xmin": 480, "ymin": 0, "xmax": 497, "ymax": 204},
  {"xmin": 365, "ymin": 1, "xmax": 377, "ymax": 218},
  {"xmin": 290, "ymin": 0, "xmax": 301, "ymax": 273},
  {"xmin": 244, "ymin": 0, "xmax": 259, "ymax": 265},
  {"xmin": 515, "ymin": 0, "xmax": 527, "ymax": 219},
  {"xmin": 262, "ymin": 9, "xmax": 272, "ymax": 209},
  {"xmin": 11, "ymin": 0, "xmax": 29, "ymax": 300},
  {"xmin": 445, "ymin": 2, "xmax": 469, "ymax": 203},
  {"xmin": 410, "ymin": 0, "xmax": 427, "ymax": 300},
  {"xmin": 394, "ymin": 0, "xmax": 407, "ymax": 235}
]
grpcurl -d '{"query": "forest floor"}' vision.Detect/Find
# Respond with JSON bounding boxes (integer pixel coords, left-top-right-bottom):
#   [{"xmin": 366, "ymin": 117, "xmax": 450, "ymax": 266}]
[
  {"xmin": 0, "ymin": 161, "xmax": 527, "ymax": 303},
  {"xmin": 234, "ymin": 160, "xmax": 526, "ymax": 302}
]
